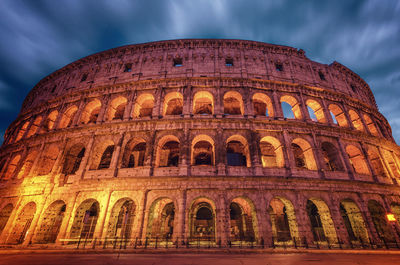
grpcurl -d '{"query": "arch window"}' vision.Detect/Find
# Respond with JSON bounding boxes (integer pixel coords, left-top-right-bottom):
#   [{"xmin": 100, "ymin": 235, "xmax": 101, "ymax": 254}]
[
  {"xmin": 98, "ymin": 145, "xmax": 115, "ymax": 169},
  {"xmin": 268, "ymin": 197, "xmax": 299, "ymax": 243},
  {"xmin": 363, "ymin": 114, "xmax": 379, "ymax": 136},
  {"xmin": 62, "ymin": 144, "xmax": 85, "ymax": 175},
  {"xmin": 229, "ymin": 198, "xmax": 256, "ymax": 242},
  {"xmin": 146, "ymin": 198, "xmax": 175, "ymax": 240},
  {"xmin": 156, "ymin": 135, "xmax": 180, "ymax": 167},
  {"xmin": 190, "ymin": 200, "xmax": 216, "ymax": 241},
  {"xmin": 260, "ymin": 136, "xmax": 284, "ymax": 168},
  {"xmin": 3, "ymin": 155, "xmax": 21, "ymax": 180},
  {"xmin": 15, "ymin": 121, "xmax": 29, "ymax": 141},
  {"xmin": 348, "ymin": 110, "xmax": 365, "ymax": 131},
  {"xmin": 252, "ymin": 93, "xmax": 274, "ymax": 117},
  {"xmin": 193, "ymin": 91, "xmax": 214, "ymax": 115},
  {"xmin": 80, "ymin": 99, "xmax": 101, "ymax": 124},
  {"xmin": 36, "ymin": 144, "xmax": 59, "ymax": 176},
  {"xmin": 226, "ymin": 135, "xmax": 250, "ymax": 167},
  {"xmin": 368, "ymin": 200, "xmax": 395, "ymax": 243},
  {"xmin": 122, "ymin": 138, "xmax": 147, "ymax": 168},
  {"xmin": 223, "ymin": 91, "xmax": 244, "ymax": 115},
  {"xmin": 8, "ymin": 202, "xmax": 36, "ymax": 244},
  {"xmin": 70, "ymin": 199, "xmax": 99, "ymax": 240},
  {"xmin": 383, "ymin": 150, "xmax": 400, "ymax": 179},
  {"xmin": 132, "ymin": 93, "xmax": 154, "ymax": 118},
  {"xmin": 340, "ymin": 199, "xmax": 369, "ymax": 243},
  {"xmin": 59, "ymin": 106, "xmax": 78, "ymax": 129},
  {"xmin": 321, "ymin": 142, "xmax": 344, "ymax": 171},
  {"xmin": 191, "ymin": 135, "xmax": 214, "ymax": 166},
  {"xmin": 26, "ymin": 116, "xmax": 42, "ymax": 137},
  {"xmin": 0, "ymin": 204, "xmax": 13, "ymax": 234},
  {"xmin": 368, "ymin": 149, "xmax": 387, "ymax": 178},
  {"xmin": 35, "ymin": 200, "xmax": 66, "ymax": 243},
  {"xmin": 106, "ymin": 198, "xmax": 135, "ymax": 240},
  {"xmin": 17, "ymin": 151, "xmax": 38, "ymax": 179},
  {"xmin": 306, "ymin": 99, "xmax": 326, "ymax": 123},
  {"xmin": 106, "ymin": 96, "xmax": 127, "ymax": 121},
  {"xmin": 329, "ymin": 104, "xmax": 348, "ymax": 127},
  {"xmin": 390, "ymin": 203, "xmax": 400, "ymax": 227},
  {"xmin": 163, "ymin": 92, "xmax": 183, "ymax": 116},
  {"xmin": 280, "ymin": 95, "xmax": 302, "ymax": 119},
  {"xmin": 291, "ymin": 138, "xmax": 317, "ymax": 170},
  {"xmin": 345, "ymin": 145, "xmax": 370, "ymax": 175},
  {"xmin": 306, "ymin": 199, "xmax": 337, "ymax": 243},
  {"xmin": 42, "ymin": 110, "xmax": 58, "ymax": 132}
]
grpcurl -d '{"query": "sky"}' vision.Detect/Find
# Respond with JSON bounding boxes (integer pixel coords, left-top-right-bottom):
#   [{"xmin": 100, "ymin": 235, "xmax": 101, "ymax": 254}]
[{"xmin": 0, "ymin": 0, "xmax": 399, "ymax": 143}]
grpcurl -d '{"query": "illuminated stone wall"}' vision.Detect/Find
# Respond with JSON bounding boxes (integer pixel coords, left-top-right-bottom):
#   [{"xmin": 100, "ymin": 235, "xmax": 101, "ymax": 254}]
[{"xmin": 0, "ymin": 39, "xmax": 400, "ymax": 247}]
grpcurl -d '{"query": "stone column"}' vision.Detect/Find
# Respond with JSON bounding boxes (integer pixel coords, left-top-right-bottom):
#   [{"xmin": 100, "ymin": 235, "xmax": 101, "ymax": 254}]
[
  {"xmin": 123, "ymin": 90, "xmax": 136, "ymax": 121},
  {"xmin": 359, "ymin": 142, "xmax": 378, "ymax": 183},
  {"xmin": 80, "ymin": 135, "xmax": 96, "ymax": 177},
  {"xmin": 298, "ymin": 91, "xmax": 311, "ymax": 122},
  {"xmin": 71, "ymin": 98, "xmax": 86, "ymax": 126},
  {"xmin": 310, "ymin": 132, "xmax": 326, "ymax": 179},
  {"xmin": 336, "ymin": 138, "xmax": 355, "ymax": 180},
  {"xmin": 92, "ymin": 190, "xmax": 112, "ymax": 242},
  {"xmin": 112, "ymin": 133, "xmax": 125, "ymax": 177},
  {"xmin": 282, "ymin": 130, "xmax": 296, "ymax": 170},
  {"xmin": 182, "ymin": 85, "xmax": 192, "ymax": 118},
  {"xmin": 97, "ymin": 94, "xmax": 111, "ymax": 123},
  {"xmin": 320, "ymin": 98, "xmax": 334, "ymax": 125},
  {"xmin": 249, "ymin": 130, "xmax": 263, "ymax": 176},
  {"xmin": 173, "ymin": 189, "xmax": 187, "ymax": 244},
  {"xmin": 217, "ymin": 192, "xmax": 229, "ymax": 246},
  {"xmin": 272, "ymin": 90, "xmax": 284, "ymax": 119},
  {"xmin": 56, "ymin": 193, "xmax": 79, "ymax": 244},
  {"xmin": 215, "ymin": 128, "xmax": 226, "ymax": 176},
  {"xmin": 294, "ymin": 199, "xmax": 314, "ymax": 246},
  {"xmin": 179, "ymin": 129, "xmax": 190, "ymax": 176},
  {"xmin": 328, "ymin": 194, "xmax": 350, "ymax": 245},
  {"xmin": 340, "ymin": 101, "xmax": 355, "ymax": 130},
  {"xmin": 0, "ymin": 198, "xmax": 22, "ymax": 244}
]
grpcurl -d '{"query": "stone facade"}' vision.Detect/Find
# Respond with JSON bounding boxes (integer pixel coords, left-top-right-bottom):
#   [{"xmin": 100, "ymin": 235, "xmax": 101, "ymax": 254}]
[{"xmin": 0, "ymin": 39, "xmax": 400, "ymax": 248}]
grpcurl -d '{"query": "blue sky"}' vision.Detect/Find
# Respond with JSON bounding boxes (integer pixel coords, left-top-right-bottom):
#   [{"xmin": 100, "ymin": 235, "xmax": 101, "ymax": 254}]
[{"xmin": 0, "ymin": 0, "xmax": 399, "ymax": 143}]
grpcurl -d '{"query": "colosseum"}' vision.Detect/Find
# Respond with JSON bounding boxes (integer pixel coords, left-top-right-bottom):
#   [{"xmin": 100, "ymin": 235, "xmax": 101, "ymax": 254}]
[{"xmin": 0, "ymin": 39, "xmax": 399, "ymax": 249}]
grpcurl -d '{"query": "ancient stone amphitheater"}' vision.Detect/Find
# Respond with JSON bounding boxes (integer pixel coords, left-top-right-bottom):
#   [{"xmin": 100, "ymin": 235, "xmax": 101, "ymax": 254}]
[{"xmin": 0, "ymin": 39, "xmax": 399, "ymax": 249}]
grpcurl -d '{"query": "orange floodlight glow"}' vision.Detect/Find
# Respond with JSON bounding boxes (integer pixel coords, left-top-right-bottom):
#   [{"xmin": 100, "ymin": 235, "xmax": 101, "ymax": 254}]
[{"xmin": 387, "ymin": 213, "xmax": 396, "ymax": 222}]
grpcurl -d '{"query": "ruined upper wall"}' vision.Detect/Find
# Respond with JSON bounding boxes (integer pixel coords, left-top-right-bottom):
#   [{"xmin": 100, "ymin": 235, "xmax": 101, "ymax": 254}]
[{"xmin": 21, "ymin": 39, "xmax": 376, "ymax": 113}]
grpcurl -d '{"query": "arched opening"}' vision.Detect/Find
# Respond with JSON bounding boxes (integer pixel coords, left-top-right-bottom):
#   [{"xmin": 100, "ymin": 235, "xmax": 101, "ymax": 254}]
[
  {"xmin": 62, "ymin": 144, "xmax": 85, "ymax": 175},
  {"xmin": 346, "ymin": 145, "xmax": 370, "ymax": 175},
  {"xmin": 98, "ymin": 145, "xmax": 115, "ymax": 169},
  {"xmin": 146, "ymin": 198, "xmax": 175, "ymax": 241},
  {"xmin": 368, "ymin": 149, "xmax": 387, "ymax": 178},
  {"xmin": 36, "ymin": 144, "xmax": 59, "ymax": 176},
  {"xmin": 382, "ymin": 150, "xmax": 400, "ymax": 179},
  {"xmin": 190, "ymin": 200, "xmax": 216, "ymax": 242},
  {"xmin": 163, "ymin": 92, "xmax": 183, "ymax": 116},
  {"xmin": 268, "ymin": 197, "xmax": 299, "ymax": 243},
  {"xmin": 156, "ymin": 136, "xmax": 180, "ymax": 167},
  {"xmin": 70, "ymin": 199, "xmax": 99, "ymax": 240},
  {"xmin": 306, "ymin": 99, "xmax": 326, "ymax": 123},
  {"xmin": 348, "ymin": 110, "xmax": 365, "ymax": 132},
  {"xmin": 321, "ymin": 142, "xmax": 344, "ymax": 171},
  {"xmin": 260, "ymin": 136, "xmax": 284, "ymax": 168},
  {"xmin": 42, "ymin": 110, "xmax": 58, "ymax": 132},
  {"xmin": 17, "ymin": 151, "xmax": 38, "ymax": 179},
  {"xmin": 363, "ymin": 114, "xmax": 379, "ymax": 136},
  {"xmin": 59, "ymin": 106, "xmax": 78, "ymax": 129},
  {"xmin": 368, "ymin": 200, "xmax": 395, "ymax": 243},
  {"xmin": 291, "ymin": 138, "xmax": 317, "ymax": 170},
  {"xmin": 223, "ymin": 91, "xmax": 244, "ymax": 115},
  {"xmin": 340, "ymin": 199, "xmax": 369, "ymax": 243},
  {"xmin": 122, "ymin": 138, "xmax": 147, "ymax": 168},
  {"xmin": 280, "ymin": 95, "xmax": 302, "ymax": 119},
  {"xmin": 15, "ymin": 121, "xmax": 29, "ymax": 141},
  {"xmin": 191, "ymin": 135, "xmax": 214, "ymax": 166},
  {"xmin": 7, "ymin": 202, "xmax": 36, "ymax": 244},
  {"xmin": 26, "ymin": 116, "xmax": 42, "ymax": 138},
  {"xmin": 226, "ymin": 135, "xmax": 250, "ymax": 167},
  {"xmin": 35, "ymin": 200, "xmax": 66, "ymax": 243},
  {"xmin": 193, "ymin": 91, "xmax": 214, "ymax": 115},
  {"xmin": 80, "ymin": 99, "xmax": 101, "ymax": 124},
  {"xmin": 106, "ymin": 198, "xmax": 135, "ymax": 240},
  {"xmin": 229, "ymin": 198, "xmax": 257, "ymax": 243},
  {"xmin": 132, "ymin": 93, "xmax": 154, "ymax": 118},
  {"xmin": 3, "ymin": 155, "xmax": 21, "ymax": 180},
  {"xmin": 0, "ymin": 204, "xmax": 13, "ymax": 235},
  {"xmin": 106, "ymin": 96, "xmax": 127, "ymax": 121},
  {"xmin": 306, "ymin": 199, "xmax": 337, "ymax": 243},
  {"xmin": 252, "ymin": 93, "xmax": 274, "ymax": 117},
  {"xmin": 390, "ymin": 203, "xmax": 400, "ymax": 227},
  {"xmin": 329, "ymin": 104, "xmax": 348, "ymax": 127}
]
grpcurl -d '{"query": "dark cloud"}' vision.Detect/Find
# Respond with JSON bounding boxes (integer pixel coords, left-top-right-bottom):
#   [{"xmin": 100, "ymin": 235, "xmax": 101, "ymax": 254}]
[{"xmin": 0, "ymin": 0, "xmax": 399, "ymax": 143}]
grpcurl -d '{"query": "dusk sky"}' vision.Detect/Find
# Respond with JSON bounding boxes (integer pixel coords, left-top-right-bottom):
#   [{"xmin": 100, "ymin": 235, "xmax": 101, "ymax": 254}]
[{"xmin": 0, "ymin": 0, "xmax": 399, "ymax": 143}]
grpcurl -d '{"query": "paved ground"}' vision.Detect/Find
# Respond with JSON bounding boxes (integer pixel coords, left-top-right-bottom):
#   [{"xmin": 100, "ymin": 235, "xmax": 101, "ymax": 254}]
[{"xmin": 1, "ymin": 252, "xmax": 400, "ymax": 265}]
